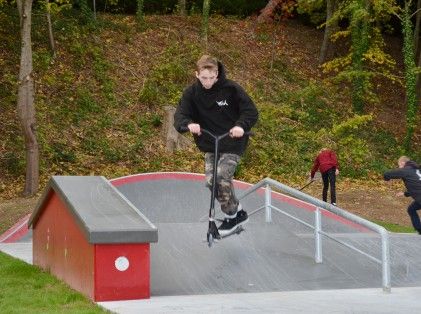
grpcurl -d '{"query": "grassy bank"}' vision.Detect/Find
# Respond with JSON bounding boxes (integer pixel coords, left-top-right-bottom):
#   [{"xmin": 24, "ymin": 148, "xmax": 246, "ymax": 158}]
[{"xmin": 0, "ymin": 252, "xmax": 108, "ymax": 313}]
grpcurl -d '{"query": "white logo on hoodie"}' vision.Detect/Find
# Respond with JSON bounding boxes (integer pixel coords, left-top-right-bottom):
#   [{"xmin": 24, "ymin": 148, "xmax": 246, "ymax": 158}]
[
  {"xmin": 416, "ymin": 169, "xmax": 421, "ymax": 180},
  {"xmin": 216, "ymin": 100, "xmax": 228, "ymax": 107}
]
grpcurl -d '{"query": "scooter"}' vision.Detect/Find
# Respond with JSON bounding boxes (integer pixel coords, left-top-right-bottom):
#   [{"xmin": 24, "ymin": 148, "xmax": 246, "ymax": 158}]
[{"xmin": 187, "ymin": 128, "xmax": 251, "ymax": 247}]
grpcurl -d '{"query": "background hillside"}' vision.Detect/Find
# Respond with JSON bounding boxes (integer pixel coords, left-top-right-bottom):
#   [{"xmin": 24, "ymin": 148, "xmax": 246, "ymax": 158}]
[{"xmin": 1, "ymin": 9, "xmax": 420, "ymax": 232}]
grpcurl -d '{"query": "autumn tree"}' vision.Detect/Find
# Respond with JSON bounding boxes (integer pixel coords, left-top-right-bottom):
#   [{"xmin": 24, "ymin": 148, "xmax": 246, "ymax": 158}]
[
  {"xmin": 16, "ymin": 0, "xmax": 39, "ymax": 196},
  {"xmin": 319, "ymin": 0, "xmax": 338, "ymax": 64},
  {"xmin": 415, "ymin": 0, "xmax": 421, "ymax": 100},
  {"xmin": 178, "ymin": 0, "xmax": 186, "ymax": 16},
  {"xmin": 414, "ymin": 0, "xmax": 420, "ymax": 54},
  {"xmin": 77, "ymin": 0, "xmax": 93, "ymax": 23},
  {"xmin": 43, "ymin": 0, "xmax": 71, "ymax": 56},
  {"xmin": 136, "ymin": 0, "xmax": 145, "ymax": 26},
  {"xmin": 398, "ymin": 0, "xmax": 420, "ymax": 151},
  {"xmin": 296, "ymin": 0, "xmax": 339, "ymax": 64},
  {"xmin": 322, "ymin": 0, "xmax": 397, "ymax": 113},
  {"xmin": 258, "ymin": 0, "xmax": 286, "ymax": 23}
]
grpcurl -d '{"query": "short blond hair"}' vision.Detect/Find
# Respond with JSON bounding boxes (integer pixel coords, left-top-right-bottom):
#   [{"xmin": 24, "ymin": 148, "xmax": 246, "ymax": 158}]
[
  {"xmin": 196, "ymin": 55, "xmax": 218, "ymax": 72},
  {"xmin": 398, "ymin": 156, "xmax": 410, "ymax": 164}
]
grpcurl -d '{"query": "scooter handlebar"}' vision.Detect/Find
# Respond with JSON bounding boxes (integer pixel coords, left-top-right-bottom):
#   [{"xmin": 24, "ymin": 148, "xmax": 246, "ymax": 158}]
[{"xmin": 180, "ymin": 127, "xmax": 253, "ymax": 139}]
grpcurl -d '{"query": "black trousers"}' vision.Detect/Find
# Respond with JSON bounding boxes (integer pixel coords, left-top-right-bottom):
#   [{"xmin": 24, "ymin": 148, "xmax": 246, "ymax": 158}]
[
  {"xmin": 407, "ymin": 201, "xmax": 421, "ymax": 232},
  {"xmin": 321, "ymin": 167, "xmax": 336, "ymax": 204}
]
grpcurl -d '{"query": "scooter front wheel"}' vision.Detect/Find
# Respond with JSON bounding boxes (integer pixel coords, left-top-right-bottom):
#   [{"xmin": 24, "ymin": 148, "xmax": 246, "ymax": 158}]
[{"xmin": 207, "ymin": 233, "xmax": 214, "ymax": 247}]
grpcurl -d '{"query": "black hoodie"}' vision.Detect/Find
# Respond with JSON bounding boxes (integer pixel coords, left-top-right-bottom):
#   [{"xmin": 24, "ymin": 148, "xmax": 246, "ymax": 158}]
[
  {"xmin": 174, "ymin": 62, "xmax": 258, "ymax": 155},
  {"xmin": 384, "ymin": 161, "xmax": 421, "ymax": 203}
]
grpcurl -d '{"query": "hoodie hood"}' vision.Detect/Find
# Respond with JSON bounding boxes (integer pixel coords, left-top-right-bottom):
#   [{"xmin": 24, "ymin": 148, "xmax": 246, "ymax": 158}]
[{"xmin": 405, "ymin": 160, "xmax": 419, "ymax": 169}]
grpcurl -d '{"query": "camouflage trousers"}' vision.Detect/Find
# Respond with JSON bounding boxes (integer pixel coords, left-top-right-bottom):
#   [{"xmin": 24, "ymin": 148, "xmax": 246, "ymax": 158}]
[{"xmin": 205, "ymin": 152, "xmax": 241, "ymax": 215}]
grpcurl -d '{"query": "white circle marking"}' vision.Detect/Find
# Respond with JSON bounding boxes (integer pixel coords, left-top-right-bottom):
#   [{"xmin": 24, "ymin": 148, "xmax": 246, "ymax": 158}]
[{"xmin": 115, "ymin": 256, "xmax": 130, "ymax": 271}]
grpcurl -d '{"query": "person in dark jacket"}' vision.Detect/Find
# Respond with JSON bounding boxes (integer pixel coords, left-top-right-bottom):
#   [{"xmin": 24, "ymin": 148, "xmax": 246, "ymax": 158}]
[
  {"xmin": 384, "ymin": 156, "xmax": 421, "ymax": 234},
  {"xmin": 310, "ymin": 148, "xmax": 340, "ymax": 205},
  {"xmin": 174, "ymin": 55, "xmax": 258, "ymax": 236}
]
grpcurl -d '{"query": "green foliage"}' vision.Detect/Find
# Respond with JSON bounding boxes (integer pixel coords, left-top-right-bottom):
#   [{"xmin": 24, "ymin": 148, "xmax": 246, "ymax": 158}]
[
  {"xmin": 0, "ymin": 252, "xmax": 107, "ymax": 313},
  {"xmin": 251, "ymin": 73, "xmax": 384, "ymax": 179},
  {"xmin": 49, "ymin": 141, "xmax": 78, "ymax": 163},
  {"xmin": 73, "ymin": 88, "xmax": 103, "ymax": 123},
  {"xmin": 372, "ymin": 220, "xmax": 417, "ymax": 233},
  {"xmin": 76, "ymin": 0, "xmax": 95, "ymax": 24},
  {"xmin": 322, "ymin": 0, "xmax": 398, "ymax": 113},
  {"xmin": 1, "ymin": 151, "xmax": 25, "ymax": 177},
  {"xmin": 296, "ymin": 0, "xmax": 325, "ymax": 25},
  {"xmin": 33, "ymin": 48, "xmax": 53, "ymax": 71},
  {"xmin": 139, "ymin": 43, "xmax": 199, "ymax": 106},
  {"xmin": 0, "ymin": 9, "xmax": 416, "ymax": 199},
  {"xmin": 270, "ymin": 58, "xmax": 300, "ymax": 84},
  {"xmin": 332, "ymin": 115, "xmax": 373, "ymax": 176},
  {"xmin": 92, "ymin": 0, "xmax": 266, "ymax": 16},
  {"xmin": 290, "ymin": 81, "xmax": 336, "ymax": 128}
]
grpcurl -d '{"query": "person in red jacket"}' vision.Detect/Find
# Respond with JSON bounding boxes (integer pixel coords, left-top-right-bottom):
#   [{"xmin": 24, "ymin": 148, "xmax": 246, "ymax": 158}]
[{"xmin": 310, "ymin": 148, "xmax": 340, "ymax": 205}]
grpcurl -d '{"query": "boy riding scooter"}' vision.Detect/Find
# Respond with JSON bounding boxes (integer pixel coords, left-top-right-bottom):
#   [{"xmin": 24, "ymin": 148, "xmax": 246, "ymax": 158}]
[{"xmin": 174, "ymin": 55, "xmax": 258, "ymax": 237}]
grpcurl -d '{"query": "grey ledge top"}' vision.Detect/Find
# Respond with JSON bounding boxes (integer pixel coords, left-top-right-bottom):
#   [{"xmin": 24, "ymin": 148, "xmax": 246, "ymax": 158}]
[{"xmin": 28, "ymin": 176, "xmax": 158, "ymax": 244}]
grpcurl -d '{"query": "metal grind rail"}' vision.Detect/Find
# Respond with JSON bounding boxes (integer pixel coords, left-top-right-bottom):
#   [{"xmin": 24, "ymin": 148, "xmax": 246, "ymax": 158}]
[{"xmin": 238, "ymin": 177, "xmax": 391, "ymax": 292}]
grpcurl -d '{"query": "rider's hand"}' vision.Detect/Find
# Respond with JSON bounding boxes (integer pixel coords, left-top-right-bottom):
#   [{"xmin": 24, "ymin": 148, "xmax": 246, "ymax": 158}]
[
  {"xmin": 187, "ymin": 123, "xmax": 201, "ymax": 135},
  {"xmin": 396, "ymin": 191, "xmax": 404, "ymax": 197},
  {"xmin": 229, "ymin": 126, "xmax": 244, "ymax": 138}
]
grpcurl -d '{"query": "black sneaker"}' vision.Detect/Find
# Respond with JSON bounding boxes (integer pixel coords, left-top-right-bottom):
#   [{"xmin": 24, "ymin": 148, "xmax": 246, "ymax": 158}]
[
  {"xmin": 218, "ymin": 216, "xmax": 238, "ymax": 236},
  {"xmin": 236, "ymin": 209, "xmax": 249, "ymax": 225},
  {"xmin": 218, "ymin": 210, "xmax": 249, "ymax": 236}
]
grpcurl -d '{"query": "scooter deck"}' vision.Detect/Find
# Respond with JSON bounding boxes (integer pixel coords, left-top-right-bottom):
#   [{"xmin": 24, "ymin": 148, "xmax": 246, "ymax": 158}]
[
  {"xmin": 203, "ymin": 225, "xmax": 245, "ymax": 245},
  {"xmin": 220, "ymin": 225, "xmax": 245, "ymax": 239}
]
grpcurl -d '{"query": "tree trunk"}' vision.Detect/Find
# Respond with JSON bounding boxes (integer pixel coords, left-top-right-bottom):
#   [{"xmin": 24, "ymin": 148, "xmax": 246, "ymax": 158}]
[
  {"xmin": 46, "ymin": 0, "xmax": 55, "ymax": 56},
  {"xmin": 178, "ymin": 0, "xmax": 186, "ymax": 16},
  {"xmin": 162, "ymin": 106, "xmax": 192, "ymax": 152},
  {"xmin": 350, "ymin": 0, "xmax": 370, "ymax": 113},
  {"xmin": 319, "ymin": 0, "xmax": 336, "ymax": 64},
  {"xmin": 201, "ymin": 0, "xmax": 211, "ymax": 48},
  {"xmin": 17, "ymin": 0, "xmax": 39, "ymax": 196},
  {"xmin": 415, "ymin": 0, "xmax": 421, "ymax": 101},
  {"xmin": 401, "ymin": 1, "xmax": 418, "ymax": 151},
  {"xmin": 136, "ymin": 0, "xmax": 145, "ymax": 27},
  {"xmin": 413, "ymin": 0, "xmax": 421, "ymax": 55},
  {"xmin": 93, "ymin": 0, "xmax": 96, "ymax": 19},
  {"xmin": 257, "ymin": 0, "xmax": 283, "ymax": 23},
  {"xmin": 416, "ymin": 43, "xmax": 421, "ymax": 101}
]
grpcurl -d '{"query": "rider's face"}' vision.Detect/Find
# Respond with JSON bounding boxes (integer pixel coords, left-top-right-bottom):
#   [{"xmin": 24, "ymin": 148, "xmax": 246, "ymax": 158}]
[{"xmin": 196, "ymin": 69, "xmax": 218, "ymax": 89}]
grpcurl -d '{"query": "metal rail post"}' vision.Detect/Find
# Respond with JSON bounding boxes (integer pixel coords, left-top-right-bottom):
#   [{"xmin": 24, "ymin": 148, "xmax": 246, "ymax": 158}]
[
  {"xmin": 381, "ymin": 231, "xmax": 391, "ymax": 292},
  {"xmin": 315, "ymin": 207, "xmax": 323, "ymax": 263},
  {"xmin": 265, "ymin": 184, "xmax": 272, "ymax": 223}
]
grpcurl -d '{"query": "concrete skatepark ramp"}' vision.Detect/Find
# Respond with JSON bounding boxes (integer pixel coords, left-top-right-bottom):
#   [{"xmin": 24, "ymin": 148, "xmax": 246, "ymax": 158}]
[
  {"xmin": 111, "ymin": 172, "xmax": 421, "ymax": 295},
  {"xmin": 2, "ymin": 172, "xmax": 421, "ymax": 312}
]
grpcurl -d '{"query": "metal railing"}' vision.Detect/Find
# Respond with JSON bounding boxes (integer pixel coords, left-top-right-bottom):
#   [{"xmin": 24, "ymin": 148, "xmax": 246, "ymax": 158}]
[{"xmin": 238, "ymin": 177, "xmax": 391, "ymax": 292}]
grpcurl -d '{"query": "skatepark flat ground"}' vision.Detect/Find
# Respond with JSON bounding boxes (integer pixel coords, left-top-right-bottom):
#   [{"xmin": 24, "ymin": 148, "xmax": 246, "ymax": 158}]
[{"xmin": 1, "ymin": 173, "xmax": 421, "ymax": 313}]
